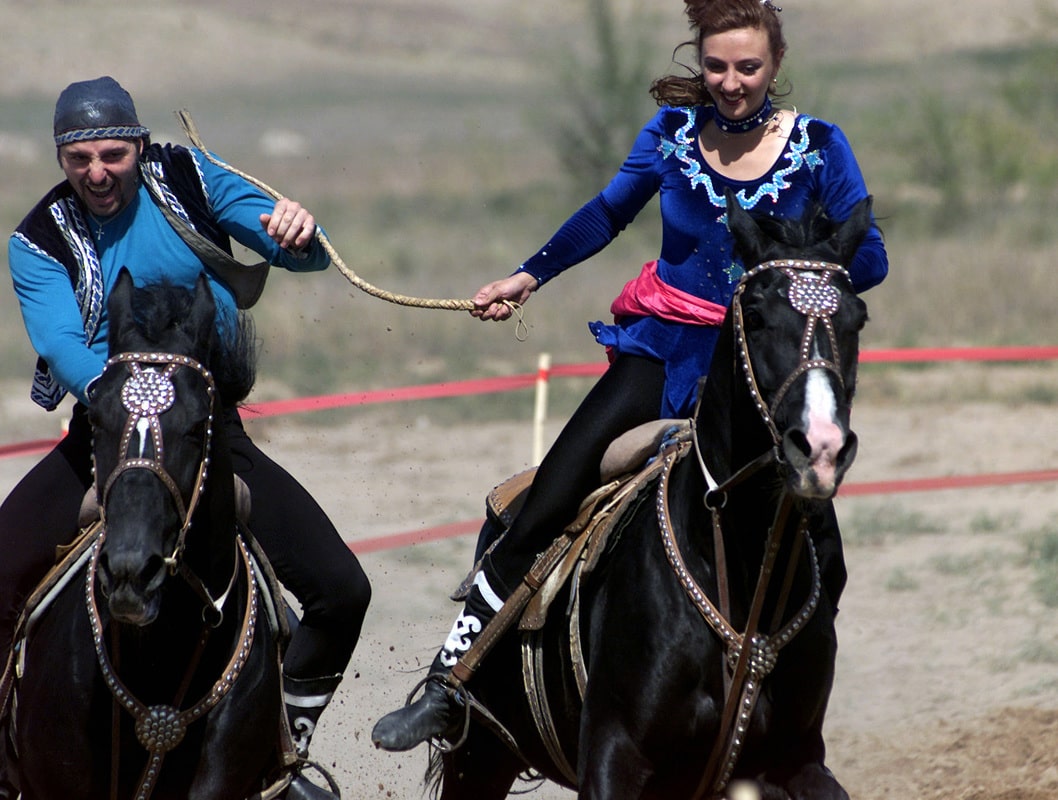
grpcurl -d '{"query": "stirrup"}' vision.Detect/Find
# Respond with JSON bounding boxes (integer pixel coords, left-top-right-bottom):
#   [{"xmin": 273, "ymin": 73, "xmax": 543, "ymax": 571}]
[
  {"xmin": 407, "ymin": 672, "xmax": 522, "ymax": 757},
  {"xmin": 285, "ymin": 758, "xmax": 342, "ymax": 799}
]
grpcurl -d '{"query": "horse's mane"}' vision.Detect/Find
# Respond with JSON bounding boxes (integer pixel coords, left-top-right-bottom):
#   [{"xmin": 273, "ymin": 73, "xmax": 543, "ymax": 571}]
[{"xmin": 128, "ymin": 280, "xmax": 257, "ymax": 407}]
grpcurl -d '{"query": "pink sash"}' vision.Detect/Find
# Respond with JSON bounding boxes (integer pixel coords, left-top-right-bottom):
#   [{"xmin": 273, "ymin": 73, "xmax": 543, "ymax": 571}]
[{"xmin": 610, "ymin": 260, "xmax": 727, "ymax": 326}]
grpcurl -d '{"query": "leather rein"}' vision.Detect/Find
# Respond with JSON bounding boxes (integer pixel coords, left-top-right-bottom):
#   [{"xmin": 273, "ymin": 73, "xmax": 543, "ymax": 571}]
[
  {"xmin": 89, "ymin": 351, "xmax": 259, "ymax": 800},
  {"xmin": 661, "ymin": 259, "xmax": 850, "ymax": 798}
]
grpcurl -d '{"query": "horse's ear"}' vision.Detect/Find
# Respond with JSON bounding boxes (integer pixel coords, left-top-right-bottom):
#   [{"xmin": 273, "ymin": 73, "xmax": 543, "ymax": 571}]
[
  {"xmin": 107, "ymin": 268, "xmax": 137, "ymax": 350},
  {"xmin": 834, "ymin": 195, "xmax": 873, "ymax": 265},
  {"xmin": 187, "ymin": 272, "xmax": 217, "ymax": 341},
  {"xmin": 725, "ymin": 188, "xmax": 766, "ymax": 267}
]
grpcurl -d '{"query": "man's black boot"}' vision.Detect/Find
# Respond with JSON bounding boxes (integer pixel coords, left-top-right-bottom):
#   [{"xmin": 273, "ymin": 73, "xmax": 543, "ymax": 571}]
[{"xmin": 283, "ymin": 673, "xmax": 343, "ymax": 798}]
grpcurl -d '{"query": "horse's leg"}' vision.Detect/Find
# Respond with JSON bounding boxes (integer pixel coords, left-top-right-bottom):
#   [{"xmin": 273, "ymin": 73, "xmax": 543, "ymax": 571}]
[
  {"xmin": 0, "ymin": 731, "xmax": 15, "ymax": 800},
  {"xmin": 762, "ymin": 604, "xmax": 847, "ymax": 800},
  {"xmin": 14, "ymin": 589, "xmax": 100, "ymax": 800},
  {"xmin": 435, "ymin": 725, "xmax": 523, "ymax": 800},
  {"xmin": 577, "ymin": 723, "xmax": 653, "ymax": 800},
  {"xmin": 186, "ymin": 644, "xmax": 282, "ymax": 800},
  {"xmin": 779, "ymin": 763, "xmax": 849, "ymax": 800}
]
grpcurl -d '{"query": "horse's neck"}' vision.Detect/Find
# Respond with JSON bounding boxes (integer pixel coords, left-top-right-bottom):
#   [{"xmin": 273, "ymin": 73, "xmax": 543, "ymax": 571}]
[
  {"xmin": 694, "ymin": 354, "xmax": 773, "ymax": 486},
  {"xmin": 185, "ymin": 431, "xmax": 240, "ymax": 595},
  {"xmin": 693, "ymin": 343, "xmax": 788, "ymax": 564}
]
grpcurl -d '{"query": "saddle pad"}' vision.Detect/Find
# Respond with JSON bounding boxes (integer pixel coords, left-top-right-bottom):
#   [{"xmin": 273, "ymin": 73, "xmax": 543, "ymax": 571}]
[
  {"xmin": 484, "ymin": 419, "xmax": 690, "ymax": 526},
  {"xmin": 1, "ymin": 521, "xmax": 102, "ymax": 724},
  {"xmin": 599, "ymin": 418, "xmax": 689, "ymax": 482},
  {"xmin": 455, "ymin": 419, "xmax": 692, "ymax": 605}
]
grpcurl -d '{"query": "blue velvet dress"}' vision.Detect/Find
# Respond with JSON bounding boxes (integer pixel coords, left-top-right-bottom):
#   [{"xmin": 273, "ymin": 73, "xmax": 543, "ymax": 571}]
[{"xmin": 516, "ymin": 105, "xmax": 888, "ymax": 417}]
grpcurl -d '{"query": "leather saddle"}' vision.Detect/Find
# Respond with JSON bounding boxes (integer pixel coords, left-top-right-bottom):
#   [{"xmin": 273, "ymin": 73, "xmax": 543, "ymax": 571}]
[{"xmin": 452, "ymin": 418, "xmax": 693, "ymax": 629}]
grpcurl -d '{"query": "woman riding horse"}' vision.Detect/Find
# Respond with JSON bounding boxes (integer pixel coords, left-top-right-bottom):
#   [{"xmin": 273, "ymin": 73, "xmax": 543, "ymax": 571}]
[
  {"xmin": 373, "ymin": 0, "xmax": 886, "ymax": 755},
  {"xmin": 416, "ymin": 192, "xmax": 871, "ymax": 799}
]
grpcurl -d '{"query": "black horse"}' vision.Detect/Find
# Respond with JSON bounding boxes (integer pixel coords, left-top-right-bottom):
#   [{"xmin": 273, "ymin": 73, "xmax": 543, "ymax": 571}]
[
  {"xmin": 4, "ymin": 270, "xmax": 288, "ymax": 799},
  {"xmin": 427, "ymin": 194, "xmax": 872, "ymax": 799}
]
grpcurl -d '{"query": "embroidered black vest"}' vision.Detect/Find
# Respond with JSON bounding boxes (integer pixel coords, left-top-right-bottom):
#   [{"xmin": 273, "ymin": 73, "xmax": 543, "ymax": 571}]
[{"xmin": 13, "ymin": 144, "xmax": 233, "ymax": 410}]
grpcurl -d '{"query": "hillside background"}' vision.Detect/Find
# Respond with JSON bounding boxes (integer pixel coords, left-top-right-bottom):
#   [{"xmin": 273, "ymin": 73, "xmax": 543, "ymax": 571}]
[
  {"xmin": 1, "ymin": 0, "xmax": 1056, "ymax": 414},
  {"xmin": 3, "ymin": 5, "xmax": 1058, "ymax": 797}
]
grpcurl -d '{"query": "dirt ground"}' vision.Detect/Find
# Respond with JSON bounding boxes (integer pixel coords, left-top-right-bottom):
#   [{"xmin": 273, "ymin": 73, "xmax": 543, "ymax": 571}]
[{"xmin": 2, "ymin": 367, "xmax": 1058, "ymax": 799}]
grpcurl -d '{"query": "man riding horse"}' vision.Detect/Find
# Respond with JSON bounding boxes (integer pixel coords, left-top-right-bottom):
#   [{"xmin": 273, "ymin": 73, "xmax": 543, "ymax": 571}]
[{"xmin": 1, "ymin": 76, "xmax": 371, "ymax": 799}]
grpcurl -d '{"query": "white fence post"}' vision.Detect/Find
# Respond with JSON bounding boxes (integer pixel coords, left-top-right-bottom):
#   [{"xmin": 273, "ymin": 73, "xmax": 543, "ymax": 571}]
[{"xmin": 532, "ymin": 352, "xmax": 552, "ymax": 465}]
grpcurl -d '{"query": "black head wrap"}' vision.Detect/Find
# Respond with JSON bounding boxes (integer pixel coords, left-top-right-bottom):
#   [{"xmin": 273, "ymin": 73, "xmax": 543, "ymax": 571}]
[{"xmin": 53, "ymin": 76, "xmax": 150, "ymax": 146}]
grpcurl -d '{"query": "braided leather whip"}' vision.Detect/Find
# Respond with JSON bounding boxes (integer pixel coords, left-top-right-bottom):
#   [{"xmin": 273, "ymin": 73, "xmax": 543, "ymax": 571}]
[{"xmin": 175, "ymin": 109, "xmax": 478, "ymax": 312}]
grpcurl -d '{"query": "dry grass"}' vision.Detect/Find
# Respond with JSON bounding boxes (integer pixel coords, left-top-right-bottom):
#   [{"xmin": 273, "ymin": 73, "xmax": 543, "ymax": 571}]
[{"xmin": 1, "ymin": 0, "xmax": 1056, "ymax": 399}]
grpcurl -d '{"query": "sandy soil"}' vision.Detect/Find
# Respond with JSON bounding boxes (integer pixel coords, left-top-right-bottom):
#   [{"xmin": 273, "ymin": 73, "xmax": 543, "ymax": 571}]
[{"xmin": 3, "ymin": 368, "xmax": 1058, "ymax": 799}]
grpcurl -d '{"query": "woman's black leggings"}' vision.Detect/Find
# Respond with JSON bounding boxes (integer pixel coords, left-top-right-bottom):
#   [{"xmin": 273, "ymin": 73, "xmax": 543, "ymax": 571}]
[
  {"xmin": 484, "ymin": 353, "xmax": 848, "ymax": 614},
  {"xmin": 489, "ymin": 354, "xmax": 667, "ymax": 590},
  {"xmin": 0, "ymin": 405, "xmax": 370, "ymax": 680}
]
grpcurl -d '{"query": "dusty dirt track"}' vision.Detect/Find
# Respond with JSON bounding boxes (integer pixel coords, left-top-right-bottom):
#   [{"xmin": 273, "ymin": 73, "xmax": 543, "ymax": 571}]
[{"xmin": 3, "ymin": 367, "xmax": 1058, "ymax": 799}]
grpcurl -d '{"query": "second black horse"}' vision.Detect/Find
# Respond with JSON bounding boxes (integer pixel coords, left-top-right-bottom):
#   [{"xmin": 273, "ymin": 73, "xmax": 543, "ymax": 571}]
[{"xmin": 422, "ymin": 193, "xmax": 872, "ymax": 800}]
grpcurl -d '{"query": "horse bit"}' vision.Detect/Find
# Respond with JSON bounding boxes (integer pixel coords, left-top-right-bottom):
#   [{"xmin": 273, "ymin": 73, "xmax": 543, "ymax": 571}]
[
  {"xmin": 86, "ymin": 351, "xmax": 260, "ymax": 800},
  {"xmin": 662, "ymin": 259, "xmax": 850, "ymax": 798}
]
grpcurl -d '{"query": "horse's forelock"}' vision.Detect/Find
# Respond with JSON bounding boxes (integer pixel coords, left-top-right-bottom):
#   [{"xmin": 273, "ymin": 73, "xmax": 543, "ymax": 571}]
[
  {"xmin": 752, "ymin": 202, "xmax": 844, "ymax": 264},
  {"xmin": 130, "ymin": 281, "xmax": 198, "ymax": 344},
  {"xmin": 124, "ymin": 281, "xmax": 257, "ymax": 406}
]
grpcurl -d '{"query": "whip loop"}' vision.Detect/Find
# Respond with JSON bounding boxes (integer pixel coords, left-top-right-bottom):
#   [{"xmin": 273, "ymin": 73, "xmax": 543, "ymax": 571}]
[{"xmin": 175, "ymin": 110, "xmax": 525, "ymax": 326}]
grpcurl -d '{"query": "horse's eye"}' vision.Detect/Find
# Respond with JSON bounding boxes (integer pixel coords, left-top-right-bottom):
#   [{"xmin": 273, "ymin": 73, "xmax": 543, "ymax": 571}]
[
  {"xmin": 183, "ymin": 419, "xmax": 209, "ymax": 441},
  {"xmin": 742, "ymin": 307, "xmax": 766, "ymax": 330}
]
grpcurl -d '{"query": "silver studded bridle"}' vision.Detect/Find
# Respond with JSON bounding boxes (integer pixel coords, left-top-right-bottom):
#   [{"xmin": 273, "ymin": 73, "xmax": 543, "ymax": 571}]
[
  {"xmin": 97, "ymin": 351, "xmax": 216, "ymax": 568},
  {"xmin": 731, "ymin": 259, "xmax": 851, "ymax": 446},
  {"xmin": 87, "ymin": 351, "xmax": 260, "ymax": 800},
  {"xmin": 660, "ymin": 259, "xmax": 852, "ymax": 798}
]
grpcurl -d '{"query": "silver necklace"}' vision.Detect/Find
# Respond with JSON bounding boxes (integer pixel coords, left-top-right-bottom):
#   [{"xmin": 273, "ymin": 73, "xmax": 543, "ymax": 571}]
[{"xmin": 88, "ymin": 212, "xmax": 119, "ymax": 239}]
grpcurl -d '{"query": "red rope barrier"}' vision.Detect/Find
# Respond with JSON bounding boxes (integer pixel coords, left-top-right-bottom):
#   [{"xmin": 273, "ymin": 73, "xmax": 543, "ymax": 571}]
[
  {"xmin": 242, "ymin": 373, "xmax": 539, "ymax": 419},
  {"xmin": 0, "ymin": 439, "xmax": 63, "ymax": 459},
  {"xmin": 3, "ymin": 346, "xmax": 1055, "ymax": 554},
  {"xmin": 861, "ymin": 345, "xmax": 1058, "ymax": 363},
  {"xmin": 239, "ymin": 345, "xmax": 1058, "ymax": 418},
  {"xmin": 838, "ymin": 469, "xmax": 1058, "ymax": 496},
  {"xmin": 349, "ymin": 520, "xmax": 483, "ymax": 554},
  {"xmin": 348, "ymin": 467, "xmax": 1058, "ymax": 554}
]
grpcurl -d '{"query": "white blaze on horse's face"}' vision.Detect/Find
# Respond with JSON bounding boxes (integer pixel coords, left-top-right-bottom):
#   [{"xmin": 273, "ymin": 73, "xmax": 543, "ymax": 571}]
[
  {"xmin": 801, "ymin": 340, "xmax": 845, "ymax": 495},
  {"xmin": 734, "ymin": 261, "xmax": 861, "ymax": 499},
  {"xmin": 135, "ymin": 416, "xmax": 151, "ymax": 458}
]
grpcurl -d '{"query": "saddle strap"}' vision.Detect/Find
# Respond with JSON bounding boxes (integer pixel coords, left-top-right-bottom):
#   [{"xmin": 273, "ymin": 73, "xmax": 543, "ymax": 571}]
[
  {"xmin": 522, "ymin": 631, "xmax": 579, "ymax": 785},
  {"xmin": 449, "ymin": 530, "xmax": 575, "ymax": 687}
]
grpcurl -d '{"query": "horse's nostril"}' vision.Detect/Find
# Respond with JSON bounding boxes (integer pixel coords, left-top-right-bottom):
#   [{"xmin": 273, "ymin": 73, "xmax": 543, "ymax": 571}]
[
  {"xmin": 837, "ymin": 431, "xmax": 859, "ymax": 470},
  {"xmin": 142, "ymin": 554, "xmax": 167, "ymax": 592},
  {"xmin": 782, "ymin": 428, "xmax": 813, "ymax": 469},
  {"xmin": 787, "ymin": 429, "xmax": 811, "ymax": 458}
]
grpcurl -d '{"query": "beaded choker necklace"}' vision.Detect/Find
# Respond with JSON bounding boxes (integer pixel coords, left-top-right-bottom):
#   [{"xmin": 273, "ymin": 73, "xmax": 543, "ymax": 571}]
[{"xmin": 714, "ymin": 96, "xmax": 774, "ymax": 135}]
